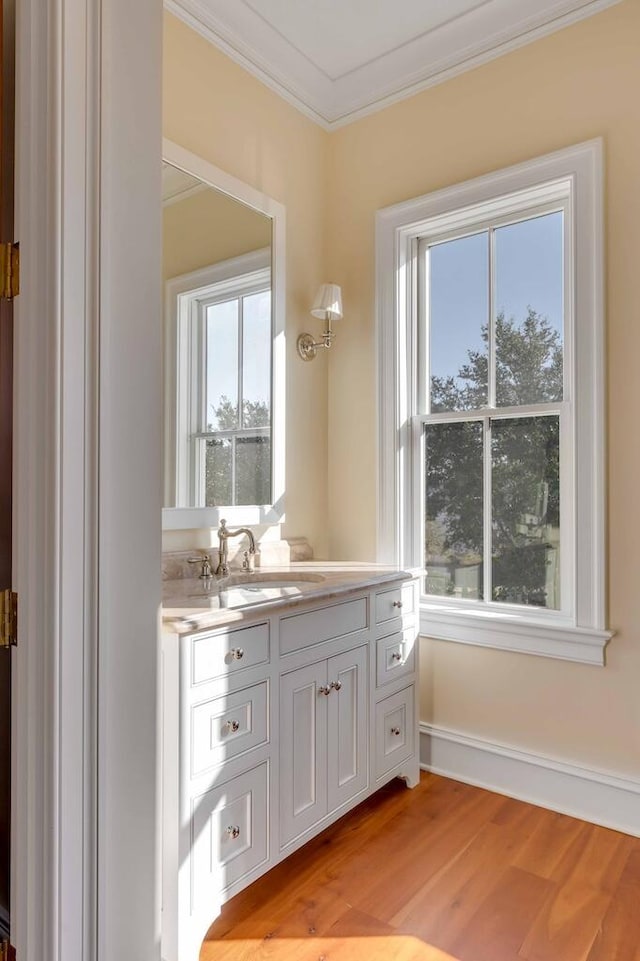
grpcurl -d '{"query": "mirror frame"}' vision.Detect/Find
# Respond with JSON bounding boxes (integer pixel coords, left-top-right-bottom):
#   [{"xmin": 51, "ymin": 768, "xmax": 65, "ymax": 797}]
[{"xmin": 161, "ymin": 139, "xmax": 286, "ymax": 531}]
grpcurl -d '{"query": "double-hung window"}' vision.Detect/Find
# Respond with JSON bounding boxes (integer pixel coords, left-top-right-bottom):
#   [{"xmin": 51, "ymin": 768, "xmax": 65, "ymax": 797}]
[
  {"xmin": 195, "ymin": 272, "xmax": 271, "ymax": 509},
  {"xmin": 420, "ymin": 202, "xmax": 568, "ymax": 612},
  {"xmin": 377, "ymin": 141, "xmax": 611, "ymax": 664},
  {"xmin": 164, "ymin": 246, "xmax": 286, "ymax": 526}
]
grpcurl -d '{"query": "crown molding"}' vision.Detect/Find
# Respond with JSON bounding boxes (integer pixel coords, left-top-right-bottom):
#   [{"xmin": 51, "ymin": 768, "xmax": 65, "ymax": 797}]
[
  {"xmin": 164, "ymin": 0, "xmax": 333, "ymax": 128},
  {"xmin": 166, "ymin": 0, "xmax": 623, "ymax": 130}
]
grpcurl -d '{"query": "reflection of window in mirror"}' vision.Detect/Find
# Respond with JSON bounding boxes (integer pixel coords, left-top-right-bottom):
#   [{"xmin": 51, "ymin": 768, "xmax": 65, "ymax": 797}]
[
  {"xmin": 172, "ymin": 254, "xmax": 272, "ymax": 508},
  {"xmin": 162, "ymin": 153, "xmax": 285, "ymax": 529}
]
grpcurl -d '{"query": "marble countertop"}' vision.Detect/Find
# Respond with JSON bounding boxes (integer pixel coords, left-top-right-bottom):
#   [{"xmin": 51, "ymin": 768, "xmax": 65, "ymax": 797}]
[{"xmin": 162, "ymin": 561, "xmax": 418, "ymax": 634}]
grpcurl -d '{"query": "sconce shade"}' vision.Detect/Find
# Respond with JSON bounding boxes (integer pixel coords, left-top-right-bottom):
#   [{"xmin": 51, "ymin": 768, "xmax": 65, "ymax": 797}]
[{"xmin": 311, "ymin": 283, "xmax": 343, "ymax": 321}]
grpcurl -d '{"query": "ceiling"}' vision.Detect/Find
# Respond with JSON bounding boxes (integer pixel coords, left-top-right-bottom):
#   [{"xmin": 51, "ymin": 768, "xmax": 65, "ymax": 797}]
[{"xmin": 165, "ymin": 0, "xmax": 622, "ymax": 128}]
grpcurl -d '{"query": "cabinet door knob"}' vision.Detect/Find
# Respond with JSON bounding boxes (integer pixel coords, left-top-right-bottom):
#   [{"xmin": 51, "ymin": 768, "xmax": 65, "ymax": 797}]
[
  {"xmin": 391, "ymin": 651, "xmax": 403, "ymax": 662},
  {"xmin": 391, "ymin": 726, "xmax": 402, "ymax": 736},
  {"xmin": 226, "ymin": 825, "xmax": 241, "ymax": 839},
  {"xmin": 392, "ymin": 600, "xmax": 403, "ymax": 609},
  {"xmin": 318, "ymin": 684, "xmax": 332, "ymax": 696},
  {"xmin": 330, "ymin": 680, "xmax": 342, "ymax": 692},
  {"xmin": 230, "ymin": 647, "xmax": 244, "ymax": 660},
  {"xmin": 226, "ymin": 719, "xmax": 240, "ymax": 733}
]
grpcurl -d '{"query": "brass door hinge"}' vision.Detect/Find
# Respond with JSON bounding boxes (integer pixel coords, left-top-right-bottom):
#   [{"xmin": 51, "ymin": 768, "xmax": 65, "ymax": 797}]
[
  {"xmin": 0, "ymin": 589, "xmax": 17, "ymax": 648},
  {"xmin": 0, "ymin": 241, "xmax": 19, "ymax": 299},
  {"xmin": 0, "ymin": 939, "xmax": 16, "ymax": 961}
]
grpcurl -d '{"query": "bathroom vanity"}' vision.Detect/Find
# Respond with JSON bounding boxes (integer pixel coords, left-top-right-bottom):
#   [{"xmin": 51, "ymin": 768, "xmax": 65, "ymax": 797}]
[{"xmin": 161, "ymin": 564, "xmax": 420, "ymax": 961}]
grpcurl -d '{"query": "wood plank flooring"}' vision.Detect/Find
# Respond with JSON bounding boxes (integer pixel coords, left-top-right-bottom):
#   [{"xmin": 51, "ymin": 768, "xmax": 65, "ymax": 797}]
[{"xmin": 200, "ymin": 774, "xmax": 640, "ymax": 961}]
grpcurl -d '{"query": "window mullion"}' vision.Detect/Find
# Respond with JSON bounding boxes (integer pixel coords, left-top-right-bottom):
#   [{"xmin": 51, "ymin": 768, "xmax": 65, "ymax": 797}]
[
  {"xmin": 231, "ymin": 435, "xmax": 237, "ymax": 506},
  {"xmin": 483, "ymin": 416, "xmax": 492, "ymax": 604},
  {"xmin": 196, "ymin": 304, "xmax": 207, "ymax": 506},
  {"xmin": 418, "ymin": 401, "xmax": 562, "ymax": 426},
  {"xmin": 418, "ymin": 242, "xmax": 430, "ymax": 415},
  {"xmin": 485, "ymin": 227, "xmax": 496, "ymax": 604},
  {"xmin": 488, "ymin": 227, "xmax": 496, "ymax": 408},
  {"xmin": 198, "ymin": 302, "xmax": 207, "ymax": 432},
  {"xmin": 483, "ymin": 227, "xmax": 496, "ymax": 604},
  {"xmin": 238, "ymin": 296, "xmax": 244, "ymax": 430}
]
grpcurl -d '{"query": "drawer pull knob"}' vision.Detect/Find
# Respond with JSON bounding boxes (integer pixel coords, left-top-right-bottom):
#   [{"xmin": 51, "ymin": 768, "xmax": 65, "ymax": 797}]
[
  {"xmin": 391, "ymin": 726, "xmax": 402, "ymax": 736},
  {"xmin": 230, "ymin": 647, "xmax": 245, "ymax": 661},
  {"xmin": 319, "ymin": 685, "xmax": 332, "ymax": 696},
  {"xmin": 392, "ymin": 600, "xmax": 403, "ymax": 609},
  {"xmin": 330, "ymin": 680, "xmax": 342, "ymax": 692},
  {"xmin": 226, "ymin": 825, "xmax": 241, "ymax": 840},
  {"xmin": 391, "ymin": 652, "xmax": 403, "ymax": 662},
  {"xmin": 226, "ymin": 719, "xmax": 240, "ymax": 733}
]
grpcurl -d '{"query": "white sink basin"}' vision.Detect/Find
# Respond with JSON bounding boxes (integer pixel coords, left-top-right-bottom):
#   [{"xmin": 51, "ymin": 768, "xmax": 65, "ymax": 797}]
[
  {"xmin": 220, "ymin": 571, "xmax": 325, "ymax": 607},
  {"xmin": 219, "ymin": 571, "xmax": 326, "ymax": 607},
  {"xmin": 221, "ymin": 572, "xmax": 326, "ymax": 588},
  {"xmin": 180, "ymin": 571, "xmax": 327, "ymax": 608}
]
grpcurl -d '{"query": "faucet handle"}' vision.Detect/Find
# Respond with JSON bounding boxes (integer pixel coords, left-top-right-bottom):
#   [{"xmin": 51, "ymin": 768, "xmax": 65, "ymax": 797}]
[{"xmin": 188, "ymin": 553, "xmax": 213, "ymax": 579}]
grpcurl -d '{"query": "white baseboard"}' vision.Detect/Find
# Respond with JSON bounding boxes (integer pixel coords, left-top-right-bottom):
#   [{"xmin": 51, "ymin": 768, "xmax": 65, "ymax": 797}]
[{"xmin": 420, "ymin": 723, "xmax": 640, "ymax": 837}]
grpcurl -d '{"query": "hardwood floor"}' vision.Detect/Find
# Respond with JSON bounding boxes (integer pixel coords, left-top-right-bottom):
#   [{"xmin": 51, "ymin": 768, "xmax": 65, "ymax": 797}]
[{"xmin": 200, "ymin": 774, "xmax": 640, "ymax": 961}]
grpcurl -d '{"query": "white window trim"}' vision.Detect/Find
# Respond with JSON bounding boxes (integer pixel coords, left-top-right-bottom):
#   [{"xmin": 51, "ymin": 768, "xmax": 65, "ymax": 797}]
[
  {"xmin": 376, "ymin": 139, "xmax": 612, "ymax": 665},
  {"xmin": 161, "ymin": 139, "xmax": 286, "ymax": 532}
]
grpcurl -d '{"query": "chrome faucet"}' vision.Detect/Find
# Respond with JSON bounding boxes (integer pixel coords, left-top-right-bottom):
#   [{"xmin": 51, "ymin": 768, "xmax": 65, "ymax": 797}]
[{"xmin": 216, "ymin": 519, "xmax": 257, "ymax": 577}]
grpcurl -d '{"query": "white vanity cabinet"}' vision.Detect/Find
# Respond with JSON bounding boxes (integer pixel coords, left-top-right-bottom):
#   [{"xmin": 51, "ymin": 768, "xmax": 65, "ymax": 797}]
[
  {"xmin": 161, "ymin": 617, "xmax": 276, "ymax": 961},
  {"xmin": 280, "ymin": 644, "xmax": 368, "ymax": 847},
  {"xmin": 161, "ymin": 572, "xmax": 419, "ymax": 961},
  {"xmin": 372, "ymin": 579, "xmax": 419, "ymax": 785}
]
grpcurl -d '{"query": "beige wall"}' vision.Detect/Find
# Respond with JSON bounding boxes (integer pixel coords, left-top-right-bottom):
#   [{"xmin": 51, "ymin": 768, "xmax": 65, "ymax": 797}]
[
  {"xmin": 163, "ymin": 186, "xmax": 271, "ymax": 282},
  {"xmin": 163, "ymin": 12, "xmax": 330, "ymax": 556},
  {"xmin": 327, "ymin": 0, "xmax": 640, "ymax": 777},
  {"xmin": 164, "ymin": 2, "xmax": 640, "ymax": 778}
]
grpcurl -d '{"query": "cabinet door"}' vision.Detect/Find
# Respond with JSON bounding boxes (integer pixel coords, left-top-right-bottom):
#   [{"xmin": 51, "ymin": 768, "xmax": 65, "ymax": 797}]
[
  {"xmin": 327, "ymin": 646, "xmax": 368, "ymax": 813},
  {"xmin": 280, "ymin": 661, "xmax": 328, "ymax": 847},
  {"xmin": 190, "ymin": 763, "xmax": 269, "ymax": 910},
  {"xmin": 375, "ymin": 685, "xmax": 415, "ymax": 780}
]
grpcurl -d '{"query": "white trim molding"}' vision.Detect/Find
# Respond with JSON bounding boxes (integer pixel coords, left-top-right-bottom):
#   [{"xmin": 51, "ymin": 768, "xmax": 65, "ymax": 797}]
[
  {"xmin": 165, "ymin": 0, "xmax": 624, "ymax": 130},
  {"xmin": 14, "ymin": 0, "xmax": 103, "ymax": 956},
  {"xmin": 420, "ymin": 607, "xmax": 611, "ymax": 666},
  {"xmin": 14, "ymin": 0, "xmax": 162, "ymax": 958},
  {"xmin": 420, "ymin": 723, "xmax": 640, "ymax": 838},
  {"xmin": 376, "ymin": 140, "xmax": 611, "ymax": 664}
]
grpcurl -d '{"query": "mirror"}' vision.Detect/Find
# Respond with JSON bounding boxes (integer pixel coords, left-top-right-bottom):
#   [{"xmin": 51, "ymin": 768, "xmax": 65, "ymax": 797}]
[{"xmin": 162, "ymin": 141, "xmax": 286, "ymax": 531}]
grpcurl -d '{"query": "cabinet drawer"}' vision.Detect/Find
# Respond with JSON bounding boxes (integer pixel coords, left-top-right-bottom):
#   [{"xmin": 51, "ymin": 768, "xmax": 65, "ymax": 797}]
[
  {"xmin": 376, "ymin": 629, "xmax": 416, "ymax": 688},
  {"xmin": 375, "ymin": 687, "xmax": 414, "ymax": 779},
  {"xmin": 191, "ymin": 763, "xmax": 268, "ymax": 907},
  {"xmin": 374, "ymin": 581, "xmax": 415, "ymax": 626},
  {"xmin": 280, "ymin": 596, "xmax": 368, "ymax": 655},
  {"xmin": 191, "ymin": 622, "xmax": 269, "ymax": 686},
  {"xmin": 191, "ymin": 681, "xmax": 269, "ymax": 776}
]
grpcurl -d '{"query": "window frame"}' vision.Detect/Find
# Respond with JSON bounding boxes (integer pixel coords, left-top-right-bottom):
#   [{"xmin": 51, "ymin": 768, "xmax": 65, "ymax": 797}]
[{"xmin": 376, "ymin": 140, "xmax": 611, "ymax": 665}]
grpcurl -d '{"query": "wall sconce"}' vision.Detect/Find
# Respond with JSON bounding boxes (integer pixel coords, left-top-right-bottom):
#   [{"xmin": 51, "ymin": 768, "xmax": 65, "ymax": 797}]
[{"xmin": 297, "ymin": 283, "xmax": 343, "ymax": 361}]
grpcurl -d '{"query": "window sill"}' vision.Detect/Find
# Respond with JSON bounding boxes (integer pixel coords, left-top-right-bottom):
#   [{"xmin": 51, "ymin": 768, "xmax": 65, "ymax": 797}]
[
  {"xmin": 420, "ymin": 602, "xmax": 612, "ymax": 665},
  {"xmin": 162, "ymin": 504, "xmax": 283, "ymax": 530}
]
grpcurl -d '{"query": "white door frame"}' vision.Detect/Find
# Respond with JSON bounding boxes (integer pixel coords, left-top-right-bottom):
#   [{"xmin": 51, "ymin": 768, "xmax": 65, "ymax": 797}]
[{"xmin": 13, "ymin": 0, "xmax": 162, "ymax": 958}]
